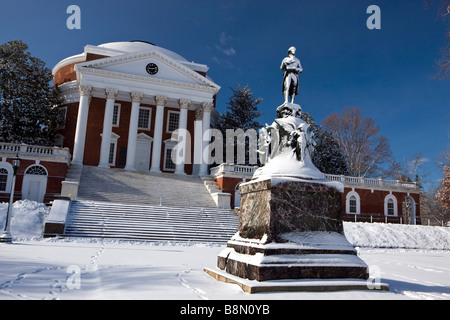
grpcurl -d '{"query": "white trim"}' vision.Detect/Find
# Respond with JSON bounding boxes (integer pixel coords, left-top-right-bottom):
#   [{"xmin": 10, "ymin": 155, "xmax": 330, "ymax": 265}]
[
  {"xmin": 384, "ymin": 194, "xmax": 398, "ymax": 216},
  {"xmin": 346, "ymin": 190, "xmax": 361, "ymax": 214}
]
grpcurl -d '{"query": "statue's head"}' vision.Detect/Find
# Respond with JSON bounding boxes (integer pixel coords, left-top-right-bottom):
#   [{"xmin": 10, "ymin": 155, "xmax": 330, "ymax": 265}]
[{"xmin": 288, "ymin": 46, "xmax": 296, "ymax": 55}]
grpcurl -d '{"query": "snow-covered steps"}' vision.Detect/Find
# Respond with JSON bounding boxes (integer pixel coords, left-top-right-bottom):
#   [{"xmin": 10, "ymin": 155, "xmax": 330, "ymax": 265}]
[
  {"xmin": 62, "ymin": 200, "xmax": 239, "ymax": 243},
  {"xmin": 76, "ymin": 166, "xmax": 218, "ymax": 208}
]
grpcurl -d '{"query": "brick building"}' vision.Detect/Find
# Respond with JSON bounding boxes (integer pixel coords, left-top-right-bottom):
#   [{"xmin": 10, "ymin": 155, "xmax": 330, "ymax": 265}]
[
  {"xmin": 52, "ymin": 41, "xmax": 220, "ymax": 175},
  {"xmin": 0, "ymin": 143, "xmax": 70, "ymax": 203}
]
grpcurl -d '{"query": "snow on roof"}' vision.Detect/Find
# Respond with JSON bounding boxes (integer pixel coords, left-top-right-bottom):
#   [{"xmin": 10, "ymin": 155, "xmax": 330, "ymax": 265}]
[{"xmin": 97, "ymin": 41, "xmax": 189, "ymax": 63}]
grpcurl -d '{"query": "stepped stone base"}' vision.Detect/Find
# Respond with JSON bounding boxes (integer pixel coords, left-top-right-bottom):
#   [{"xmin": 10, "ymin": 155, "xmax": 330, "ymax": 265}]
[
  {"xmin": 204, "ymin": 268, "xmax": 388, "ymax": 294},
  {"xmin": 217, "ymin": 232, "xmax": 369, "ymax": 281},
  {"xmin": 206, "ymin": 178, "xmax": 380, "ymax": 291}
]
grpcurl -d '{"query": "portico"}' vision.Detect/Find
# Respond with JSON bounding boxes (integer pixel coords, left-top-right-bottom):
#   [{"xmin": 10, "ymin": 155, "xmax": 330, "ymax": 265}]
[{"xmin": 53, "ymin": 41, "xmax": 220, "ymax": 176}]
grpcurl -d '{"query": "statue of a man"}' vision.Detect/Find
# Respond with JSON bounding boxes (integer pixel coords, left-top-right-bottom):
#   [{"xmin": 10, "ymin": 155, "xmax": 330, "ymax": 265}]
[{"xmin": 280, "ymin": 46, "xmax": 303, "ymax": 105}]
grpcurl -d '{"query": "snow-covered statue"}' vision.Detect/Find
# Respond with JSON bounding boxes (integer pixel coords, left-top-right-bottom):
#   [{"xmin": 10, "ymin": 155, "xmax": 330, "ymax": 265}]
[
  {"xmin": 254, "ymin": 102, "xmax": 323, "ymax": 180},
  {"xmin": 280, "ymin": 46, "xmax": 303, "ymax": 105}
]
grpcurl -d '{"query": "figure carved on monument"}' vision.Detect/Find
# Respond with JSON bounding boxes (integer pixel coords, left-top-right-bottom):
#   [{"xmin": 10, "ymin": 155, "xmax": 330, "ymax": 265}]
[
  {"xmin": 257, "ymin": 103, "xmax": 315, "ymax": 165},
  {"xmin": 280, "ymin": 46, "xmax": 303, "ymax": 105}
]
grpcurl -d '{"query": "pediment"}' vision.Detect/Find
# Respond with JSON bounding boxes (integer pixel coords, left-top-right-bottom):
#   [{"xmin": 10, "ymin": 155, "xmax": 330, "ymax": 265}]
[{"xmin": 76, "ymin": 49, "xmax": 219, "ymax": 90}]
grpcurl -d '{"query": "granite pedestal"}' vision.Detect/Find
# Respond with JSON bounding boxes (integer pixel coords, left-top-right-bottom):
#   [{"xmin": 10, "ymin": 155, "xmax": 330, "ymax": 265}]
[{"xmin": 205, "ymin": 177, "xmax": 385, "ymax": 292}]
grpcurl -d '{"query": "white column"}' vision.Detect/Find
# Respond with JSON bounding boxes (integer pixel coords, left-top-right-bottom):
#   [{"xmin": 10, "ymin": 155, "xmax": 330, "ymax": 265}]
[
  {"xmin": 98, "ymin": 89, "xmax": 118, "ymax": 168},
  {"xmin": 124, "ymin": 92, "xmax": 143, "ymax": 171},
  {"xmin": 174, "ymin": 99, "xmax": 190, "ymax": 175},
  {"xmin": 150, "ymin": 96, "xmax": 167, "ymax": 173},
  {"xmin": 199, "ymin": 102, "xmax": 213, "ymax": 176},
  {"xmin": 72, "ymin": 85, "xmax": 92, "ymax": 166},
  {"xmin": 193, "ymin": 109, "xmax": 203, "ymax": 176}
]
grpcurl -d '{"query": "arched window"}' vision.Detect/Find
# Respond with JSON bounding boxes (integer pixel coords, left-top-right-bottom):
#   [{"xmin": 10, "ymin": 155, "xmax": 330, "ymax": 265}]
[
  {"xmin": 25, "ymin": 165, "xmax": 47, "ymax": 175},
  {"xmin": 0, "ymin": 163, "xmax": 12, "ymax": 193},
  {"xmin": 346, "ymin": 191, "xmax": 360, "ymax": 214},
  {"xmin": 384, "ymin": 194, "xmax": 398, "ymax": 216},
  {"xmin": 0, "ymin": 168, "xmax": 9, "ymax": 192}
]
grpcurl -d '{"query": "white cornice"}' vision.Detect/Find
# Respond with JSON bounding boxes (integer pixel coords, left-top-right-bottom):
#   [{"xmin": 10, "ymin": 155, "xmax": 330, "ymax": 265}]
[
  {"xmin": 75, "ymin": 49, "xmax": 220, "ymax": 92},
  {"xmin": 76, "ymin": 66, "xmax": 220, "ymax": 95}
]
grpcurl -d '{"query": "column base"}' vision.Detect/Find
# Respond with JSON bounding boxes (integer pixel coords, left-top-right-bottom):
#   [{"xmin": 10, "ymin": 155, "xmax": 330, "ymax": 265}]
[{"xmin": 97, "ymin": 163, "xmax": 110, "ymax": 169}]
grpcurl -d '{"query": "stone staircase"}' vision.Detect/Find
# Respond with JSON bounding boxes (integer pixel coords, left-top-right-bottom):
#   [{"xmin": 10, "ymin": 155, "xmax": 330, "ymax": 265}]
[
  {"xmin": 76, "ymin": 166, "xmax": 218, "ymax": 208},
  {"xmin": 63, "ymin": 200, "xmax": 238, "ymax": 243}
]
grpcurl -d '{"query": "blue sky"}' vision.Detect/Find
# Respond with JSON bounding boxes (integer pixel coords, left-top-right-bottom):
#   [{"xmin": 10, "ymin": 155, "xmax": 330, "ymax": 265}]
[{"xmin": 1, "ymin": 0, "xmax": 448, "ymax": 189}]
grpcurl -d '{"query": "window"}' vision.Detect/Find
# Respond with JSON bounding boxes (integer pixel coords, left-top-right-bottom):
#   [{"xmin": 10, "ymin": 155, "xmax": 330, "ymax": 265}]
[
  {"xmin": 384, "ymin": 194, "xmax": 398, "ymax": 216},
  {"xmin": 166, "ymin": 111, "xmax": 180, "ymax": 133},
  {"xmin": 112, "ymin": 103, "xmax": 121, "ymax": 126},
  {"xmin": 108, "ymin": 142, "xmax": 116, "ymax": 165},
  {"xmin": 387, "ymin": 199, "xmax": 394, "ymax": 215},
  {"xmin": 164, "ymin": 146, "xmax": 176, "ymax": 171},
  {"xmin": 0, "ymin": 168, "xmax": 8, "ymax": 192},
  {"xmin": 25, "ymin": 165, "xmax": 47, "ymax": 176},
  {"xmin": 56, "ymin": 107, "xmax": 67, "ymax": 129},
  {"xmin": 345, "ymin": 191, "xmax": 360, "ymax": 214},
  {"xmin": 349, "ymin": 195, "xmax": 357, "ymax": 213},
  {"xmin": 138, "ymin": 107, "xmax": 152, "ymax": 130}
]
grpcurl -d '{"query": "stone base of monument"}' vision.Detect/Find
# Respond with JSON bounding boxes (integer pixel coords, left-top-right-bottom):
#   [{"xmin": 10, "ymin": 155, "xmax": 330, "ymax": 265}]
[
  {"xmin": 204, "ymin": 267, "xmax": 389, "ymax": 294},
  {"xmin": 204, "ymin": 177, "xmax": 389, "ymax": 293}
]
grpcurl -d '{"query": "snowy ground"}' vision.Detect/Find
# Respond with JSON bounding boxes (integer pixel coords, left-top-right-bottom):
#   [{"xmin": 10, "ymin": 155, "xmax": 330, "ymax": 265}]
[{"xmin": 0, "ymin": 200, "xmax": 449, "ymax": 301}]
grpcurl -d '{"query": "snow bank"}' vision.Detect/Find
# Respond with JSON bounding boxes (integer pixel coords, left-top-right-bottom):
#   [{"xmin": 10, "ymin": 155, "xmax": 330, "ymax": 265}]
[
  {"xmin": 0, "ymin": 200, "xmax": 49, "ymax": 240},
  {"xmin": 1, "ymin": 200, "xmax": 449, "ymax": 250},
  {"xmin": 344, "ymin": 222, "xmax": 450, "ymax": 250}
]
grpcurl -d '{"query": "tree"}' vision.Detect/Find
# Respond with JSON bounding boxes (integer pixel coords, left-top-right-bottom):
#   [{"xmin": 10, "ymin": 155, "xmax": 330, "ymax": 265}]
[
  {"xmin": 216, "ymin": 84, "xmax": 263, "ymax": 164},
  {"xmin": 0, "ymin": 40, "xmax": 61, "ymax": 146},
  {"xmin": 435, "ymin": 147, "xmax": 450, "ymax": 210},
  {"xmin": 300, "ymin": 111, "xmax": 348, "ymax": 175},
  {"xmin": 425, "ymin": 0, "xmax": 450, "ymax": 78},
  {"xmin": 386, "ymin": 152, "xmax": 430, "ymax": 187},
  {"xmin": 322, "ymin": 106, "xmax": 392, "ymax": 177},
  {"xmin": 435, "ymin": 166, "xmax": 450, "ymax": 210}
]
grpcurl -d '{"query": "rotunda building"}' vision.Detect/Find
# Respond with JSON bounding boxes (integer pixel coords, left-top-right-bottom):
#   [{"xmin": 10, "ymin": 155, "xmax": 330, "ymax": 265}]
[{"xmin": 53, "ymin": 41, "xmax": 220, "ymax": 175}]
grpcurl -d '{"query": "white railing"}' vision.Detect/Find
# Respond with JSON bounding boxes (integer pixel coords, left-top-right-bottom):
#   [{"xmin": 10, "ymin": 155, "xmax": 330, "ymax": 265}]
[
  {"xmin": 210, "ymin": 163, "xmax": 258, "ymax": 177},
  {"xmin": 324, "ymin": 173, "xmax": 419, "ymax": 190},
  {"xmin": 211, "ymin": 163, "xmax": 420, "ymax": 191},
  {"xmin": 0, "ymin": 142, "xmax": 71, "ymax": 163}
]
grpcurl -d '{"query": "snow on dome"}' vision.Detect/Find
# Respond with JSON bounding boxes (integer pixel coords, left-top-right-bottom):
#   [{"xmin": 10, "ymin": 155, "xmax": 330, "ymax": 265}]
[{"xmin": 97, "ymin": 41, "xmax": 189, "ymax": 62}]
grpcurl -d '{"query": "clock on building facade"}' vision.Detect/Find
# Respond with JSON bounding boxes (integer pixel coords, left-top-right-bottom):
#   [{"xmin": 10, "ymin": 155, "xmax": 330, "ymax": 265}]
[{"xmin": 146, "ymin": 63, "xmax": 158, "ymax": 75}]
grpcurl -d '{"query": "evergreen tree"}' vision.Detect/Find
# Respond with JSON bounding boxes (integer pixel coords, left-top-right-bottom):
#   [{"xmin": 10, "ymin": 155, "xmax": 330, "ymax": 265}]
[
  {"xmin": 216, "ymin": 84, "xmax": 263, "ymax": 132},
  {"xmin": 216, "ymin": 84, "xmax": 263, "ymax": 164},
  {"xmin": 300, "ymin": 111, "xmax": 348, "ymax": 175},
  {"xmin": 0, "ymin": 40, "xmax": 61, "ymax": 146}
]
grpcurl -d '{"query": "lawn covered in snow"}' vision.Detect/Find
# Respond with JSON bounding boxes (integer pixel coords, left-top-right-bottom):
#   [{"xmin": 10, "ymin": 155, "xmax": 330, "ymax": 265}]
[{"xmin": 0, "ymin": 200, "xmax": 449, "ymax": 301}]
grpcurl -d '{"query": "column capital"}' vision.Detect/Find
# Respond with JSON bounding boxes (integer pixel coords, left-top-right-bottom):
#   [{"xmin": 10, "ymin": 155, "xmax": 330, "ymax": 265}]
[
  {"xmin": 105, "ymin": 88, "xmax": 119, "ymax": 100},
  {"xmin": 79, "ymin": 85, "xmax": 93, "ymax": 97},
  {"xmin": 195, "ymin": 109, "xmax": 203, "ymax": 120},
  {"xmin": 202, "ymin": 102, "xmax": 214, "ymax": 113},
  {"xmin": 130, "ymin": 92, "xmax": 144, "ymax": 104},
  {"xmin": 179, "ymin": 99, "xmax": 191, "ymax": 110},
  {"xmin": 155, "ymin": 96, "xmax": 168, "ymax": 106}
]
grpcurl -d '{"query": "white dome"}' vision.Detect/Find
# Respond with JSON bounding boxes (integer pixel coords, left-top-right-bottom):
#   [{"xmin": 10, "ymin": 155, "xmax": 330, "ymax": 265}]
[{"xmin": 98, "ymin": 41, "xmax": 189, "ymax": 62}]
